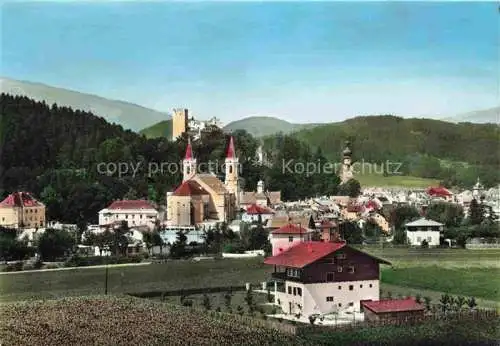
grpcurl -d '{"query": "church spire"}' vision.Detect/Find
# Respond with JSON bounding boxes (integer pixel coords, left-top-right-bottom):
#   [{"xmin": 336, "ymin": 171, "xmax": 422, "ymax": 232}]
[
  {"xmin": 185, "ymin": 137, "xmax": 194, "ymax": 160},
  {"xmin": 182, "ymin": 137, "xmax": 196, "ymax": 182},
  {"xmin": 226, "ymin": 136, "xmax": 235, "ymax": 159}
]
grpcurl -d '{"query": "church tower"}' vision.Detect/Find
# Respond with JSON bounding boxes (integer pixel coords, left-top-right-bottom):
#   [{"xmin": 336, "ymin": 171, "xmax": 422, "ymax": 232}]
[
  {"xmin": 340, "ymin": 141, "xmax": 353, "ymax": 184},
  {"xmin": 225, "ymin": 136, "xmax": 240, "ymax": 204},
  {"xmin": 182, "ymin": 138, "xmax": 197, "ymax": 182}
]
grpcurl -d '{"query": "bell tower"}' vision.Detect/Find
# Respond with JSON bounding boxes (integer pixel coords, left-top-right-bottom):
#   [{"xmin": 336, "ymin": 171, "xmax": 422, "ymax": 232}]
[
  {"xmin": 182, "ymin": 137, "xmax": 196, "ymax": 182},
  {"xmin": 225, "ymin": 136, "xmax": 240, "ymax": 204},
  {"xmin": 340, "ymin": 140, "xmax": 353, "ymax": 184}
]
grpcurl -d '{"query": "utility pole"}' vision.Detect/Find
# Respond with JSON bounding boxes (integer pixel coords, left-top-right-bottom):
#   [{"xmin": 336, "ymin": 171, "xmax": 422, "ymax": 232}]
[{"xmin": 104, "ymin": 253, "xmax": 109, "ymax": 295}]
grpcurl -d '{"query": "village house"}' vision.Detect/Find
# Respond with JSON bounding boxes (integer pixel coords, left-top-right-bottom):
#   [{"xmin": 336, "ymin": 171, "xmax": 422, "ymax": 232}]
[
  {"xmin": 264, "ymin": 241, "xmax": 391, "ymax": 317},
  {"xmin": 98, "ymin": 200, "xmax": 159, "ymax": 230},
  {"xmin": 240, "ymin": 179, "xmax": 281, "ymax": 210},
  {"xmin": 0, "ymin": 192, "xmax": 46, "ymax": 229},
  {"xmin": 404, "ymin": 217, "xmax": 443, "ymax": 246},
  {"xmin": 361, "ymin": 297, "xmax": 425, "ymax": 321},
  {"xmin": 269, "ymin": 223, "xmax": 315, "ymax": 256},
  {"xmin": 241, "ymin": 203, "xmax": 275, "ymax": 225}
]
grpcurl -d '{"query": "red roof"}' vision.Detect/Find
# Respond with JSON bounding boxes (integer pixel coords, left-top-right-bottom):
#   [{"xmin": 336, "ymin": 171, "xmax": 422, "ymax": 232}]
[
  {"xmin": 226, "ymin": 136, "xmax": 235, "ymax": 159},
  {"xmin": 427, "ymin": 187, "xmax": 452, "ymax": 197},
  {"xmin": 264, "ymin": 241, "xmax": 347, "ymax": 268},
  {"xmin": 173, "ymin": 180, "xmax": 208, "ymax": 197},
  {"xmin": 319, "ymin": 220, "xmax": 336, "ymax": 228},
  {"xmin": 271, "ymin": 223, "xmax": 310, "ymax": 235},
  {"xmin": 184, "ymin": 138, "xmax": 194, "ymax": 160},
  {"xmin": 362, "ymin": 298, "xmax": 424, "ymax": 313},
  {"xmin": 108, "ymin": 200, "xmax": 155, "ymax": 210},
  {"xmin": 246, "ymin": 204, "xmax": 274, "ymax": 215},
  {"xmin": 0, "ymin": 192, "xmax": 42, "ymax": 208}
]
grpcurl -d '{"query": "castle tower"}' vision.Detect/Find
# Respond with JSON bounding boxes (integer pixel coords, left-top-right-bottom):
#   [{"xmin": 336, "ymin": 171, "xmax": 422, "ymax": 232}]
[
  {"xmin": 225, "ymin": 136, "xmax": 240, "ymax": 204},
  {"xmin": 340, "ymin": 141, "xmax": 353, "ymax": 184},
  {"xmin": 172, "ymin": 108, "xmax": 188, "ymax": 140},
  {"xmin": 182, "ymin": 138, "xmax": 197, "ymax": 182}
]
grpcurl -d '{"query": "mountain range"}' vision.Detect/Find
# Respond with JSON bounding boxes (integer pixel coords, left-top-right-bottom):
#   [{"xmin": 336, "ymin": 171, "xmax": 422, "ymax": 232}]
[
  {"xmin": 1, "ymin": 78, "xmax": 497, "ymax": 138},
  {"xmin": 0, "ymin": 78, "xmax": 169, "ymax": 131}
]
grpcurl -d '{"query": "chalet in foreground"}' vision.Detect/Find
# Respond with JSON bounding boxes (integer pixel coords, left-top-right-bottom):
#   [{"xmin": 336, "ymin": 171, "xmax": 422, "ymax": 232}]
[{"xmin": 264, "ymin": 240, "xmax": 391, "ymax": 317}]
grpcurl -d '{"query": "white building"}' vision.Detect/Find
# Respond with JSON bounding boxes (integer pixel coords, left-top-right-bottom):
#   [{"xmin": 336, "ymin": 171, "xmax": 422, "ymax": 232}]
[
  {"xmin": 404, "ymin": 217, "xmax": 443, "ymax": 246},
  {"xmin": 98, "ymin": 200, "xmax": 158, "ymax": 230},
  {"xmin": 264, "ymin": 241, "xmax": 391, "ymax": 317},
  {"xmin": 241, "ymin": 203, "xmax": 275, "ymax": 224}
]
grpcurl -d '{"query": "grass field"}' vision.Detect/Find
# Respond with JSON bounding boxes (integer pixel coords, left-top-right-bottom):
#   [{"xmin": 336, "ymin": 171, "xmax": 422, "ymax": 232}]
[
  {"xmin": 356, "ymin": 173, "xmax": 439, "ymax": 188},
  {"xmin": 0, "ymin": 296, "xmax": 306, "ymax": 346},
  {"xmin": 1, "ymin": 249, "xmax": 498, "ymax": 309}
]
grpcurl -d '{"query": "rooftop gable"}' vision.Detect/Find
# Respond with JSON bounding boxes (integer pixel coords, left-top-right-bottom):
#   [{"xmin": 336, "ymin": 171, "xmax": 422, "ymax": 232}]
[
  {"xmin": 271, "ymin": 223, "xmax": 312, "ymax": 235},
  {"xmin": 246, "ymin": 204, "xmax": 275, "ymax": 215},
  {"xmin": 173, "ymin": 180, "xmax": 208, "ymax": 197},
  {"xmin": 108, "ymin": 200, "xmax": 156, "ymax": 210},
  {"xmin": 405, "ymin": 217, "xmax": 443, "ymax": 227},
  {"xmin": 0, "ymin": 192, "xmax": 43, "ymax": 208},
  {"xmin": 264, "ymin": 242, "xmax": 392, "ymax": 268},
  {"xmin": 362, "ymin": 297, "xmax": 424, "ymax": 313}
]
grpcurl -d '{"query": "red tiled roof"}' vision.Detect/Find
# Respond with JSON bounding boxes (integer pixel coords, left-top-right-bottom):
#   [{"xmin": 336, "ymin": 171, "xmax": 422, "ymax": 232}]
[
  {"xmin": 319, "ymin": 220, "xmax": 336, "ymax": 228},
  {"xmin": 427, "ymin": 187, "xmax": 452, "ymax": 197},
  {"xmin": 0, "ymin": 192, "xmax": 42, "ymax": 208},
  {"xmin": 246, "ymin": 204, "xmax": 274, "ymax": 215},
  {"xmin": 184, "ymin": 138, "xmax": 194, "ymax": 160},
  {"xmin": 271, "ymin": 223, "xmax": 310, "ymax": 235},
  {"xmin": 362, "ymin": 298, "xmax": 425, "ymax": 313},
  {"xmin": 264, "ymin": 241, "xmax": 347, "ymax": 268},
  {"xmin": 173, "ymin": 180, "xmax": 208, "ymax": 197},
  {"xmin": 108, "ymin": 200, "xmax": 155, "ymax": 210},
  {"xmin": 226, "ymin": 136, "xmax": 235, "ymax": 159}
]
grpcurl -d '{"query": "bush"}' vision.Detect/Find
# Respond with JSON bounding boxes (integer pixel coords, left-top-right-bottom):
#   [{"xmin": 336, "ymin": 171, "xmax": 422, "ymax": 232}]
[
  {"xmin": 44, "ymin": 263, "xmax": 61, "ymax": 269},
  {"xmin": 64, "ymin": 255, "xmax": 144, "ymax": 267},
  {"xmin": 3, "ymin": 261, "xmax": 24, "ymax": 272}
]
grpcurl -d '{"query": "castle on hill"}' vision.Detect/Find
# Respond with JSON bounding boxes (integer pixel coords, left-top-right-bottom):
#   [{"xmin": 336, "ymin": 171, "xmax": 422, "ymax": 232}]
[{"xmin": 172, "ymin": 108, "xmax": 223, "ymax": 140}]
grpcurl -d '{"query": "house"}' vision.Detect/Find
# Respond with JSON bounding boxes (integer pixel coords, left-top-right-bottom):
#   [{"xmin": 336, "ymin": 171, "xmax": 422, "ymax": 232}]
[
  {"xmin": 361, "ymin": 297, "xmax": 425, "ymax": 321},
  {"xmin": 269, "ymin": 215, "xmax": 315, "ymax": 230},
  {"xmin": 166, "ymin": 137, "xmax": 238, "ymax": 225},
  {"xmin": 264, "ymin": 241, "xmax": 391, "ymax": 317},
  {"xmin": 98, "ymin": 200, "xmax": 158, "ymax": 230},
  {"xmin": 240, "ymin": 180, "xmax": 281, "ymax": 209},
  {"xmin": 0, "ymin": 192, "xmax": 46, "ymax": 229},
  {"xmin": 241, "ymin": 204, "xmax": 275, "ymax": 224},
  {"xmin": 269, "ymin": 223, "xmax": 315, "ymax": 256},
  {"xmin": 404, "ymin": 217, "xmax": 443, "ymax": 246},
  {"xmin": 427, "ymin": 186, "xmax": 453, "ymax": 201}
]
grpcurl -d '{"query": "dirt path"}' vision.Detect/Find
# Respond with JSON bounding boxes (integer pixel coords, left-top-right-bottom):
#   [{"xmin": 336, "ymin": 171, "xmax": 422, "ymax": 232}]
[{"xmin": 0, "ymin": 262, "xmax": 152, "ymax": 275}]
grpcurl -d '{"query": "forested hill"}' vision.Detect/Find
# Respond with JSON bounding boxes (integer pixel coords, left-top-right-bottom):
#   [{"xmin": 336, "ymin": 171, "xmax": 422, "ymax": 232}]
[
  {"xmin": 0, "ymin": 93, "xmax": 337, "ymax": 224},
  {"xmin": 292, "ymin": 115, "xmax": 499, "ymax": 165}
]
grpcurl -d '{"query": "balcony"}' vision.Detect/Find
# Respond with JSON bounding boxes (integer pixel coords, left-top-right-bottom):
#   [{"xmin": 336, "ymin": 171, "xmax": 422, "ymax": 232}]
[{"xmin": 271, "ymin": 271, "xmax": 303, "ymax": 283}]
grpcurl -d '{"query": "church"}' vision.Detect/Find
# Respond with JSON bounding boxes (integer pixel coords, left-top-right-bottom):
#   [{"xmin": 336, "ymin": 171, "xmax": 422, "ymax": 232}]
[{"xmin": 166, "ymin": 137, "xmax": 240, "ymax": 226}]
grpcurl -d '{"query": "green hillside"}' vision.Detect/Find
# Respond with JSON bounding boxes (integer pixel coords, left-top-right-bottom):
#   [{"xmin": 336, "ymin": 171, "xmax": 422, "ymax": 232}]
[
  {"xmin": 139, "ymin": 119, "xmax": 173, "ymax": 139},
  {"xmin": 223, "ymin": 116, "xmax": 321, "ymax": 137},
  {"xmin": 1, "ymin": 77, "xmax": 169, "ymax": 131}
]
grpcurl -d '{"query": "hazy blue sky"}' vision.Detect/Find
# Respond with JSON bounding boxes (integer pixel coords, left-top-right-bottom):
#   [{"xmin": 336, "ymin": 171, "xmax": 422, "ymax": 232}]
[{"xmin": 1, "ymin": 1, "xmax": 498, "ymax": 123}]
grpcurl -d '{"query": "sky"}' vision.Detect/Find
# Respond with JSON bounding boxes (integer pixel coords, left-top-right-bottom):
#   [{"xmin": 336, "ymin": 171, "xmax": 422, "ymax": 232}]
[{"xmin": 1, "ymin": 1, "xmax": 498, "ymax": 123}]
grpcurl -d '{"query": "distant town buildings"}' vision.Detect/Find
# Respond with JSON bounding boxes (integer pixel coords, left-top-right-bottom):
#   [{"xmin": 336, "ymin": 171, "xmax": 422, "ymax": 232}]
[
  {"xmin": 404, "ymin": 217, "xmax": 444, "ymax": 247},
  {"xmin": 0, "ymin": 192, "xmax": 46, "ymax": 229}
]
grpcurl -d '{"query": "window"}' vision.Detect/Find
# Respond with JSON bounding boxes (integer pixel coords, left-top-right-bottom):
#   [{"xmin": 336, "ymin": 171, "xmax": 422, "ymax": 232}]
[
  {"xmin": 360, "ymin": 284, "xmax": 363, "ymax": 288},
  {"xmin": 288, "ymin": 286, "xmax": 292, "ymax": 294},
  {"xmin": 140, "ymin": 214, "xmax": 143, "ymax": 219},
  {"xmin": 338, "ymin": 285, "xmax": 342, "ymax": 290},
  {"xmin": 336, "ymin": 253, "xmax": 346, "ymax": 259},
  {"xmin": 338, "ymin": 303, "xmax": 342, "ymax": 307},
  {"xmin": 348, "ymin": 266, "xmax": 355, "ymax": 274},
  {"xmin": 427, "ymin": 236, "xmax": 432, "ymax": 242},
  {"xmin": 126, "ymin": 214, "xmax": 129, "ymax": 219},
  {"xmin": 369, "ymin": 284, "xmax": 373, "ymax": 288},
  {"xmin": 326, "ymin": 272, "xmax": 334, "ymax": 282},
  {"xmin": 417, "ymin": 236, "xmax": 421, "ymax": 242},
  {"xmin": 288, "ymin": 236, "xmax": 293, "ymax": 242},
  {"xmin": 1, "ymin": 217, "xmax": 4, "ymax": 221},
  {"xmin": 297, "ymin": 288, "xmax": 302, "ymax": 297},
  {"xmin": 326, "ymin": 296, "xmax": 334, "ymax": 302},
  {"xmin": 229, "ymin": 166, "xmax": 233, "ymax": 174},
  {"xmin": 293, "ymin": 287, "xmax": 297, "ymax": 296},
  {"xmin": 348, "ymin": 302, "xmax": 354, "ymax": 307},
  {"xmin": 337, "ymin": 266, "xmax": 343, "ymax": 272},
  {"xmin": 349, "ymin": 285, "xmax": 353, "ymax": 291}
]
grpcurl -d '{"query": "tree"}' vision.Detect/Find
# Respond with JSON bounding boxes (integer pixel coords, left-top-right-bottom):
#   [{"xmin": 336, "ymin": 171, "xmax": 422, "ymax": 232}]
[
  {"xmin": 37, "ymin": 229, "xmax": 75, "ymax": 261},
  {"xmin": 0, "ymin": 228, "xmax": 33, "ymax": 261},
  {"xmin": 426, "ymin": 202, "xmax": 464, "ymax": 228},
  {"xmin": 390, "ymin": 205, "xmax": 420, "ymax": 231},
  {"xmin": 466, "ymin": 297, "xmax": 477, "ymax": 310},
  {"xmin": 110, "ymin": 221, "xmax": 130, "ymax": 257},
  {"xmin": 423, "ymin": 296, "xmax": 432, "ymax": 311},
  {"xmin": 337, "ymin": 179, "xmax": 361, "ymax": 198},
  {"xmin": 392, "ymin": 228, "xmax": 408, "ymax": 245},
  {"xmin": 170, "ymin": 230, "xmax": 187, "ymax": 258},
  {"xmin": 468, "ymin": 199, "xmax": 484, "ymax": 225},
  {"xmin": 339, "ymin": 221, "xmax": 363, "ymax": 244},
  {"xmin": 239, "ymin": 224, "xmax": 269, "ymax": 250}
]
